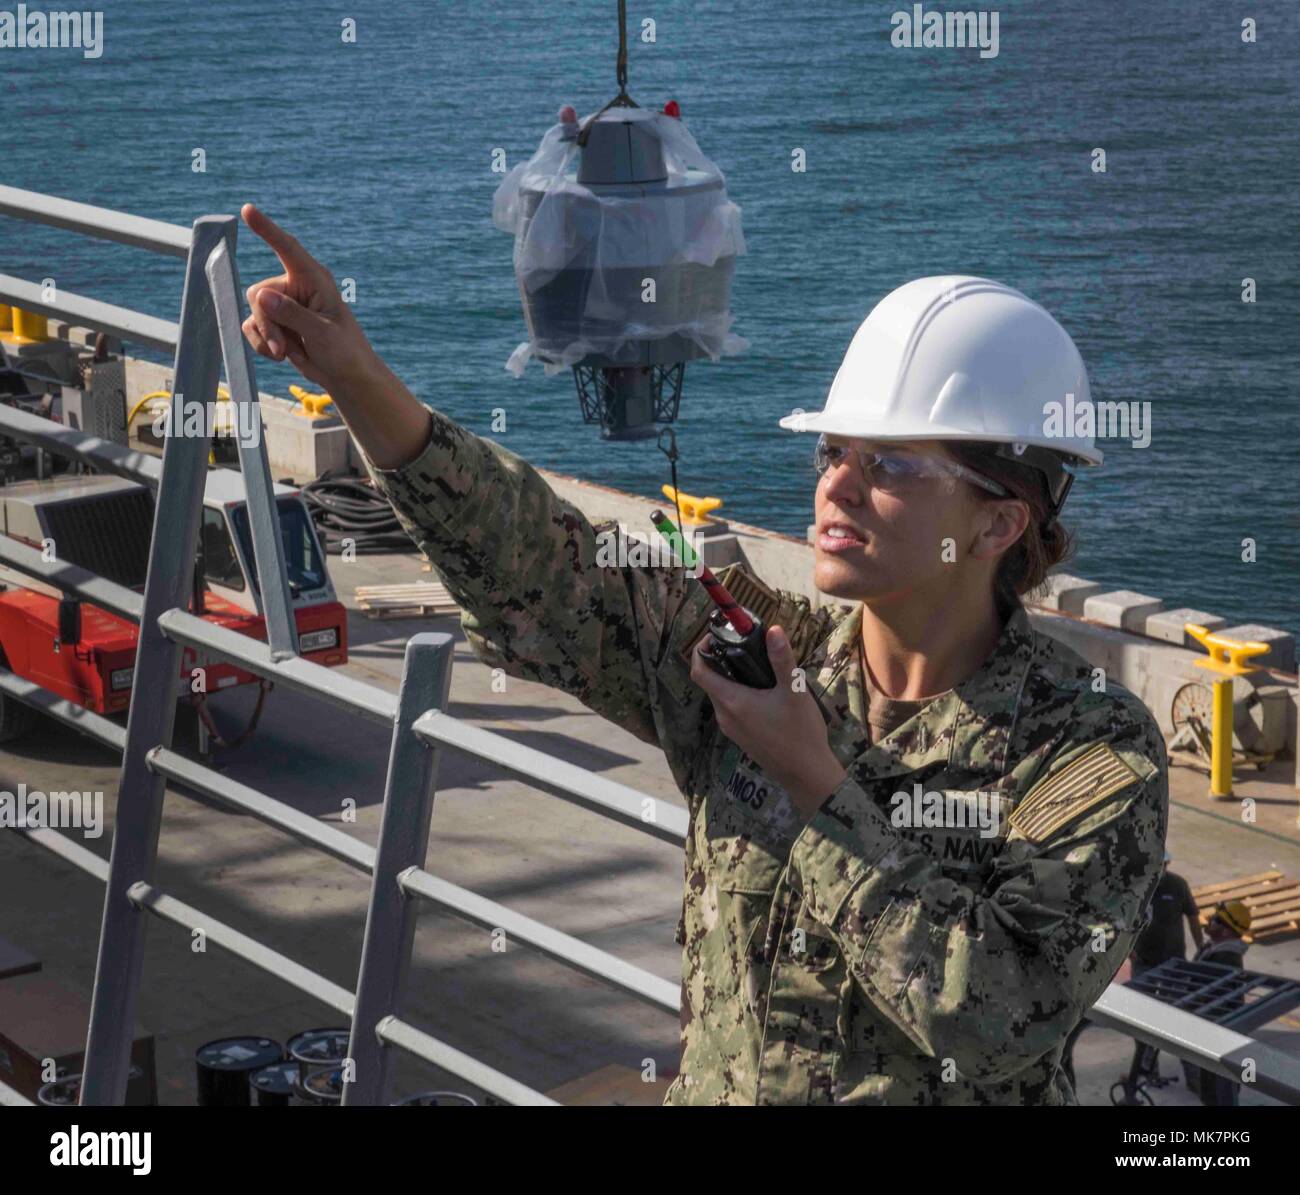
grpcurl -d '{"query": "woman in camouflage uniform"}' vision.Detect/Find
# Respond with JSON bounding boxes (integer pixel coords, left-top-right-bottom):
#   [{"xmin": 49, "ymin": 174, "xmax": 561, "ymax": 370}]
[{"xmin": 241, "ymin": 207, "xmax": 1168, "ymax": 1106}]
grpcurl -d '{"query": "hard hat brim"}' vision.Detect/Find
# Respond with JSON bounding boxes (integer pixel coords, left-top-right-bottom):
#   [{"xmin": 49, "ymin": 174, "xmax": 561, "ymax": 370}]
[{"xmin": 778, "ymin": 410, "xmax": 1104, "ymax": 467}]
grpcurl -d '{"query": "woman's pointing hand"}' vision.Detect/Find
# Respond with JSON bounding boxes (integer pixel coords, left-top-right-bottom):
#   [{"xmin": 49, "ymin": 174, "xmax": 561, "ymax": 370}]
[{"xmin": 239, "ymin": 203, "xmax": 375, "ymax": 390}]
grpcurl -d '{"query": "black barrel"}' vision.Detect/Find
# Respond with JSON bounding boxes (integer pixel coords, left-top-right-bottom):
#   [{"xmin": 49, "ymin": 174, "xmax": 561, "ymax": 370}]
[
  {"xmin": 297, "ymin": 1066, "xmax": 344, "ymax": 1106},
  {"xmin": 195, "ymin": 1037, "xmax": 284, "ymax": 1106},
  {"xmin": 37, "ymin": 1074, "xmax": 82, "ymax": 1106},
  {"xmin": 392, "ymin": 1090, "xmax": 478, "ymax": 1106},
  {"xmin": 39, "ymin": 1065, "xmax": 144, "ymax": 1107},
  {"xmin": 249, "ymin": 1060, "xmax": 300, "ymax": 1107},
  {"xmin": 286, "ymin": 1027, "xmax": 350, "ymax": 1088}
]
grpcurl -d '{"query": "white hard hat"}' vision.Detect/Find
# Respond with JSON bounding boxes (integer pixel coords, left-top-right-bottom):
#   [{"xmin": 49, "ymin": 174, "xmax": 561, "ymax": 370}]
[{"xmin": 780, "ymin": 276, "xmax": 1103, "ymax": 468}]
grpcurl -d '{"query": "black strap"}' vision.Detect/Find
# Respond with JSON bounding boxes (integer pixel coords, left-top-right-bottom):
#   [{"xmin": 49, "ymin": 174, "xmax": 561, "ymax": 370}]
[
  {"xmin": 657, "ymin": 427, "xmax": 686, "ymax": 545},
  {"xmin": 989, "ymin": 441, "xmax": 1076, "ymax": 522}
]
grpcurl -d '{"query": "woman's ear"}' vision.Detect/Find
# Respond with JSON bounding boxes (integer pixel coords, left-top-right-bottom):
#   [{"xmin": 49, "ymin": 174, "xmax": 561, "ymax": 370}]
[{"xmin": 969, "ymin": 497, "xmax": 1030, "ymax": 562}]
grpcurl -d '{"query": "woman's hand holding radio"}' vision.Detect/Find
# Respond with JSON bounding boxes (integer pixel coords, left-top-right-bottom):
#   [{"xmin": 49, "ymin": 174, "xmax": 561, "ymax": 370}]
[{"xmin": 690, "ymin": 625, "xmax": 846, "ymax": 817}]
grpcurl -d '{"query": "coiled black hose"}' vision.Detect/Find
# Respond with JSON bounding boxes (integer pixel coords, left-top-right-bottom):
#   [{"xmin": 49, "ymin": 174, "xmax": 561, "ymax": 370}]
[{"xmin": 299, "ymin": 474, "xmax": 412, "ymax": 555}]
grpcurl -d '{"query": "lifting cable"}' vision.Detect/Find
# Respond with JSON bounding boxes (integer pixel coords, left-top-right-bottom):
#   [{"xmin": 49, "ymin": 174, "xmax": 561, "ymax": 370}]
[
  {"xmin": 578, "ymin": 0, "xmax": 638, "ymax": 146},
  {"xmin": 616, "ymin": 0, "xmax": 629, "ymax": 98}
]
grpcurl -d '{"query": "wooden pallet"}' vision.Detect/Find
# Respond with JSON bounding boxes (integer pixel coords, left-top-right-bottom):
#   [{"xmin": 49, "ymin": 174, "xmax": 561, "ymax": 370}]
[
  {"xmin": 545, "ymin": 1063, "xmax": 674, "ymax": 1107},
  {"xmin": 1191, "ymin": 870, "xmax": 1300, "ymax": 944},
  {"xmin": 354, "ymin": 582, "xmax": 459, "ymax": 620}
]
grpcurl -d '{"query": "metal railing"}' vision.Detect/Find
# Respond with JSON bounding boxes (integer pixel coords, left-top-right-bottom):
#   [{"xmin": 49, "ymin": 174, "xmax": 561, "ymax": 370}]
[{"xmin": 2, "ymin": 185, "xmax": 1298, "ymax": 1107}]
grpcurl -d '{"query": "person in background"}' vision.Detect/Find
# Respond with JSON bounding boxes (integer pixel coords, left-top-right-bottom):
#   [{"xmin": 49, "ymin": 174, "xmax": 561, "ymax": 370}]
[
  {"xmin": 1125, "ymin": 852, "xmax": 1204, "ymax": 1088},
  {"xmin": 1182, "ymin": 900, "xmax": 1253, "ymax": 1104},
  {"xmin": 1195, "ymin": 900, "xmax": 1251, "ymax": 969},
  {"xmin": 1132, "ymin": 851, "xmax": 1203, "ymax": 977}
]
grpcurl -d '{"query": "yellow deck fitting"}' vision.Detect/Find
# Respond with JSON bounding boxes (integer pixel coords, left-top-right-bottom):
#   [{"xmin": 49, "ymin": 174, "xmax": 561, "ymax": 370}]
[
  {"xmin": 661, "ymin": 485, "xmax": 722, "ymax": 526},
  {"xmin": 9, "ymin": 307, "xmax": 49, "ymax": 343},
  {"xmin": 290, "ymin": 383, "xmax": 335, "ymax": 417},
  {"xmin": 1185, "ymin": 623, "xmax": 1271, "ymax": 799},
  {"xmin": 1185, "ymin": 623, "xmax": 1272, "ymax": 676},
  {"xmin": 0, "ymin": 304, "xmax": 11, "ymax": 331}
]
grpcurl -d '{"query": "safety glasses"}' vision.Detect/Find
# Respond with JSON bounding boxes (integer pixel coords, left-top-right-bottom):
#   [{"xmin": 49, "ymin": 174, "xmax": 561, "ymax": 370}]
[{"xmin": 814, "ymin": 436, "xmax": 1011, "ymax": 498}]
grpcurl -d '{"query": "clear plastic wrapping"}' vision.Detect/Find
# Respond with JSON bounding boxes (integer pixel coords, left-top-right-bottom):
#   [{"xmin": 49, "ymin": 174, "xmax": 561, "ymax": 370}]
[{"xmin": 493, "ymin": 109, "xmax": 747, "ymax": 375}]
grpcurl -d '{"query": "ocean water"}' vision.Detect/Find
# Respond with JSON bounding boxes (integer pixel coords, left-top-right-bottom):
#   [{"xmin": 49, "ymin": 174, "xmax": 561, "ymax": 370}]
[{"xmin": 6, "ymin": 0, "xmax": 1298, "ymax": 636}]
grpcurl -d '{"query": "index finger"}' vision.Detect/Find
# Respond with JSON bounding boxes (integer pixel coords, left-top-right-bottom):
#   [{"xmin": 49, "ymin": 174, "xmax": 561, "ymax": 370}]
[{"xmin": 241, "ymin": 203, "xmax": 319, "ymax": 276}]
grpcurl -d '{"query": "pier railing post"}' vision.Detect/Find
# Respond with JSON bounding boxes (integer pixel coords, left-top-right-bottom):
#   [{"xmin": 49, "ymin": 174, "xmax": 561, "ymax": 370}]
[{"xmin": 343, "ymin": 633, "xmax": 455, "ymax": 1106}]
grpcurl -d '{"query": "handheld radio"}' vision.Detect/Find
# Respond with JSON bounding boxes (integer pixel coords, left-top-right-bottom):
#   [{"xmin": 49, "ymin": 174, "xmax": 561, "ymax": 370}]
[{"xmin": 649, "ymin": 510, "xmax": 777, "ymax": 689}]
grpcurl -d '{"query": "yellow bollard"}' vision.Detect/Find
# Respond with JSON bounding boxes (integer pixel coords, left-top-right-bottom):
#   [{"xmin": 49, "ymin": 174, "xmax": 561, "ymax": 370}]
[
  {"xmin": 0, "ymin": 304, "xmax": 11, "ymax": 331},
  {"xmin": 1184, "ymin": 623, "xmax": 1271, "ymax": 799},
  {"xmin": 1208, "ymin": 677, "xmax": 1234, "ymax": 799},
  {"xmin": 290, "ymin": 383, "xmax": 335, "ymax": 417},
  {"xmin": 11, "ymin": 307, "xmax": 49, "ymax": 342},
  {"xmin": 661, "ymin": 485, "xmax": 723, "ymax": 526}
]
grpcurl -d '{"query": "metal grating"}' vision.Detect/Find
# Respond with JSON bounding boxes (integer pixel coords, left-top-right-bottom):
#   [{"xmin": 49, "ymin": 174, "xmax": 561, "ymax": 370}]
[
  {"xmin": 1126, "ymin": 958, "xmax": 1300, "ymax": 1034},
  {"xmin": 40, "ymin": 487, "xmax": 154, "ymax": 590}
]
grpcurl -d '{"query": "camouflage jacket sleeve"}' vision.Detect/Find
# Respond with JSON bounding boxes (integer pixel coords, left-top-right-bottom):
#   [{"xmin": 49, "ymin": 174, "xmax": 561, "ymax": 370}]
[
  {"xmin": 361, "ymin": 409, "xmax": 717, "ymax": 778},
  {"xmin": 788, "ymin": 694, "xmax": 1169, "ymax": 1084}
]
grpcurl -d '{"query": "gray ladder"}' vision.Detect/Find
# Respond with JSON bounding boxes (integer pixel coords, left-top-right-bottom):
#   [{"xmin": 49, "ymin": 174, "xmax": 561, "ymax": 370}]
[{"xmin": 78, "ymin": 216, "xmax": 308, "ymax": 1101}]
